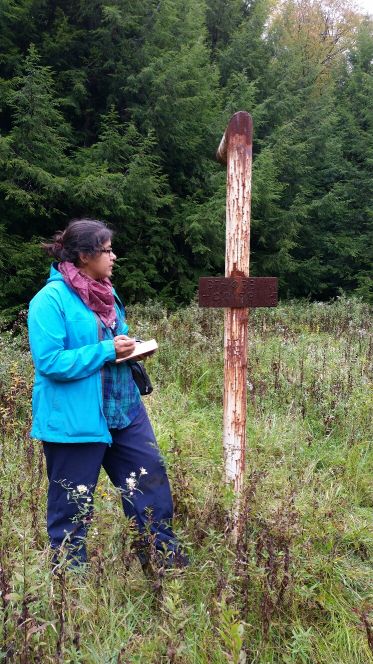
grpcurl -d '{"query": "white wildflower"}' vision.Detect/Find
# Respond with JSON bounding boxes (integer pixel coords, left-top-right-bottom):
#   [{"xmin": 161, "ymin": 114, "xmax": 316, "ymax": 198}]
[
  {"xmin": 130, "ymin": 471, "xmax": 136, "ymax": 478},
  {"xmin": 86, "ymin": 497, "xmax": 92, "ymax": 502},
  {"xmin": 77, "ymin": 484, "xmax": 88, "ymax": 494},
  {"xmin": 140, "ymin": 467, "xmax": 148, "ymax": 476},
  {"xmin": 126, "ymin": 477, "xmax": 137, "ymax": 491}
]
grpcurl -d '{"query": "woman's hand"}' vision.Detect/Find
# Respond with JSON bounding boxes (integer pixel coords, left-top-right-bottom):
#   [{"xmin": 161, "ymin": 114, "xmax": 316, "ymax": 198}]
[{"xmin": 114, "ymin": 335, "xmax": 136, "ymax": 359}]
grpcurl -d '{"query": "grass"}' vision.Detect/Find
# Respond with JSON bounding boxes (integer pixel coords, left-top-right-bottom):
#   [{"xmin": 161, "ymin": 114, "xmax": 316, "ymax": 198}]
[{"xmin": 0, "ymin": 296, "xmax": 372, "ymax": 663}]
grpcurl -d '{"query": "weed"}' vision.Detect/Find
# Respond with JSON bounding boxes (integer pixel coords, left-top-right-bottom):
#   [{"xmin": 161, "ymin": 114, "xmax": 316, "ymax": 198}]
[{"xmin": 0, "ymin": 299, "xmax": 371, "ymax": 662}]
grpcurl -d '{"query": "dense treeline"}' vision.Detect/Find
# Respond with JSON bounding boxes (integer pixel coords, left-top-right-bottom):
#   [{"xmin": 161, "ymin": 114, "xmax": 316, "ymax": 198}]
[{"xmin": 0, "ymin": 0, "xmax": 372, "ymax": 312}]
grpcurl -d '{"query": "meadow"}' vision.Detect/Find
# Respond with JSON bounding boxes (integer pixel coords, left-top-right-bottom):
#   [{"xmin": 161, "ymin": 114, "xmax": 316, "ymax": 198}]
[{"xmin": 0, "ymin": 297, "xmax": 372, "ymax": 663}]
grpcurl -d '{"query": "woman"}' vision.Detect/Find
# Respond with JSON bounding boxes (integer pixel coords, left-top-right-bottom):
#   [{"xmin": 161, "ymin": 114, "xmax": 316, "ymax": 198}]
[{"xmin": 28, "ymin": 218, "xmax": 185, "ymax": 572}]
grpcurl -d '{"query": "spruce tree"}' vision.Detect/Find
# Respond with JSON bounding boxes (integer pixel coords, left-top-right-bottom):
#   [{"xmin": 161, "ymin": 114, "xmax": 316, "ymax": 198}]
[
  {"xmin": 0, "ymin": 45, "xmax": 71, "ymax": 231},
  {"xmin": 71, "ymin": 107, "xmax": 174, "ymax": 302},
  {"xmin": 334, "ymin": 18, "xmax": 373, "ymax": 300}
]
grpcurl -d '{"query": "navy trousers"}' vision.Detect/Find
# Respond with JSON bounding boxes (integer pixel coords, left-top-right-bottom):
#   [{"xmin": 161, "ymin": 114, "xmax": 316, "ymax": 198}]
[{"xmin": 43, "ymin": 403, "xmax": 178, "ymax": 565}]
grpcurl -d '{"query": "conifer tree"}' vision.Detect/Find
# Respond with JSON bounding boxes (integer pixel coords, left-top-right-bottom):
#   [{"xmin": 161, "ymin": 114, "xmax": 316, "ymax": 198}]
[
  {"xmin": 251, "ymin": 0, "xmax": 367, "ymax": 298},
  {"xmin": 128, "ymin": 0, "xmax": 221, "ymax": 195},
  {"xmin": 71, "ymin": 107, "xmax": 174, "ymax": 301},
  {"xmin": 0, "ymin": 45, "xmax": 71, "ymax": 232},
  {"xmin": 334, "ymin": 18, "xmax": 373, "ymax": 300}
]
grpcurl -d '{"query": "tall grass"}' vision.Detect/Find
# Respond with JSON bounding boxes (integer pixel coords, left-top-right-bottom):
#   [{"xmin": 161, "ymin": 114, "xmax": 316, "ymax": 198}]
[{"xmin": 0, "ymin": 297, "xmax": 372, "ymax": 663}]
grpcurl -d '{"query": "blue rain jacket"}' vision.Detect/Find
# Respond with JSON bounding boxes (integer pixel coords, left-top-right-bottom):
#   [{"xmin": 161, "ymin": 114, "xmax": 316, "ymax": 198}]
[{"xmin": 28, "ymin": 264, "xmax": 129, "ymax": 443}]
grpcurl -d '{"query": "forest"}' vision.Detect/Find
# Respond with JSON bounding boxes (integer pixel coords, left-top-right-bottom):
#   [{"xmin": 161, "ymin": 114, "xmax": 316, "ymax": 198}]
[{"xmin": 0, "ymin": 0, "xmax": 372, "ymax": 314}]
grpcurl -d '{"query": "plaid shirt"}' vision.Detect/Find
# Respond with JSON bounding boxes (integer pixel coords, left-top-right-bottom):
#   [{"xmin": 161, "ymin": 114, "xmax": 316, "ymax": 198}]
[{"xmin": 101, "ymin": 315, "xmax": 141, "ymax": 430}]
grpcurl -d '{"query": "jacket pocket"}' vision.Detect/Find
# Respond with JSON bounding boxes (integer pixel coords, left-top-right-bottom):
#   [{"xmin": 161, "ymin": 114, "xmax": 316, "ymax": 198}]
[{"xmin": 48, "ymin": 378, "xmax": 103, "ymax": 437}]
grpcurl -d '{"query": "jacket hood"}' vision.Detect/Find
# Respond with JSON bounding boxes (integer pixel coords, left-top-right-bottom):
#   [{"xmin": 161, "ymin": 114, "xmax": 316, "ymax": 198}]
[{"xmin": 47, "ymin": 262, "xmax": 65, "ymax": 283}]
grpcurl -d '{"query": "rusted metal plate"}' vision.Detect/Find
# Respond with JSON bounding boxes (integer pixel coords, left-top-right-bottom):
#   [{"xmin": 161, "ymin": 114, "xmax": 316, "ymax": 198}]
[{"xmin": 199, "ymin": 276, "xmax": 278, "ymax": 308}]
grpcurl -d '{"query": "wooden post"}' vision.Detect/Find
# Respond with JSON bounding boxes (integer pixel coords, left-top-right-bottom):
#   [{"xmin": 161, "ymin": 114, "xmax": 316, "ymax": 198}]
[
  {"xmin": 199, "ymin": 111, "xmax": 278, "ymax": 539},
  {"xmin": 218, "ymin": 112, "xmax": 252, "ymax": 497}
]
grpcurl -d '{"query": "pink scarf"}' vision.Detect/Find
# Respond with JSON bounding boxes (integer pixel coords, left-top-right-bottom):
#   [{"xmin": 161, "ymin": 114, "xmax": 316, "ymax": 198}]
[{"xmin": 58, "ymin": 261, "xmax": 116, "ymax": 328}]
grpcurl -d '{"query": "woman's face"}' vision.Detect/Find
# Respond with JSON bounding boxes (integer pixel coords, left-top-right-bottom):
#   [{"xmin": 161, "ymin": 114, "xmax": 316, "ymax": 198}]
[{"xmin": 79, "ymin": 239, "xmax": 117, "ymax": 280}]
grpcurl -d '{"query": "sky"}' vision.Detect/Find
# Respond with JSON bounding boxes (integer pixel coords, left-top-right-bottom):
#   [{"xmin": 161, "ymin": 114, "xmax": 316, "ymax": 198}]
[{"xmin": 357, "ymin": 0, "xmax": 373, "ymax": 14}]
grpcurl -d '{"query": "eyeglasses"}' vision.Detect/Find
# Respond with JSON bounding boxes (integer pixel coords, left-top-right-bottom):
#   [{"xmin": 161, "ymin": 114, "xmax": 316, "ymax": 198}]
[{"xmin": 99, "ymin": 247, "xmax": 115, "ymax": 255}]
